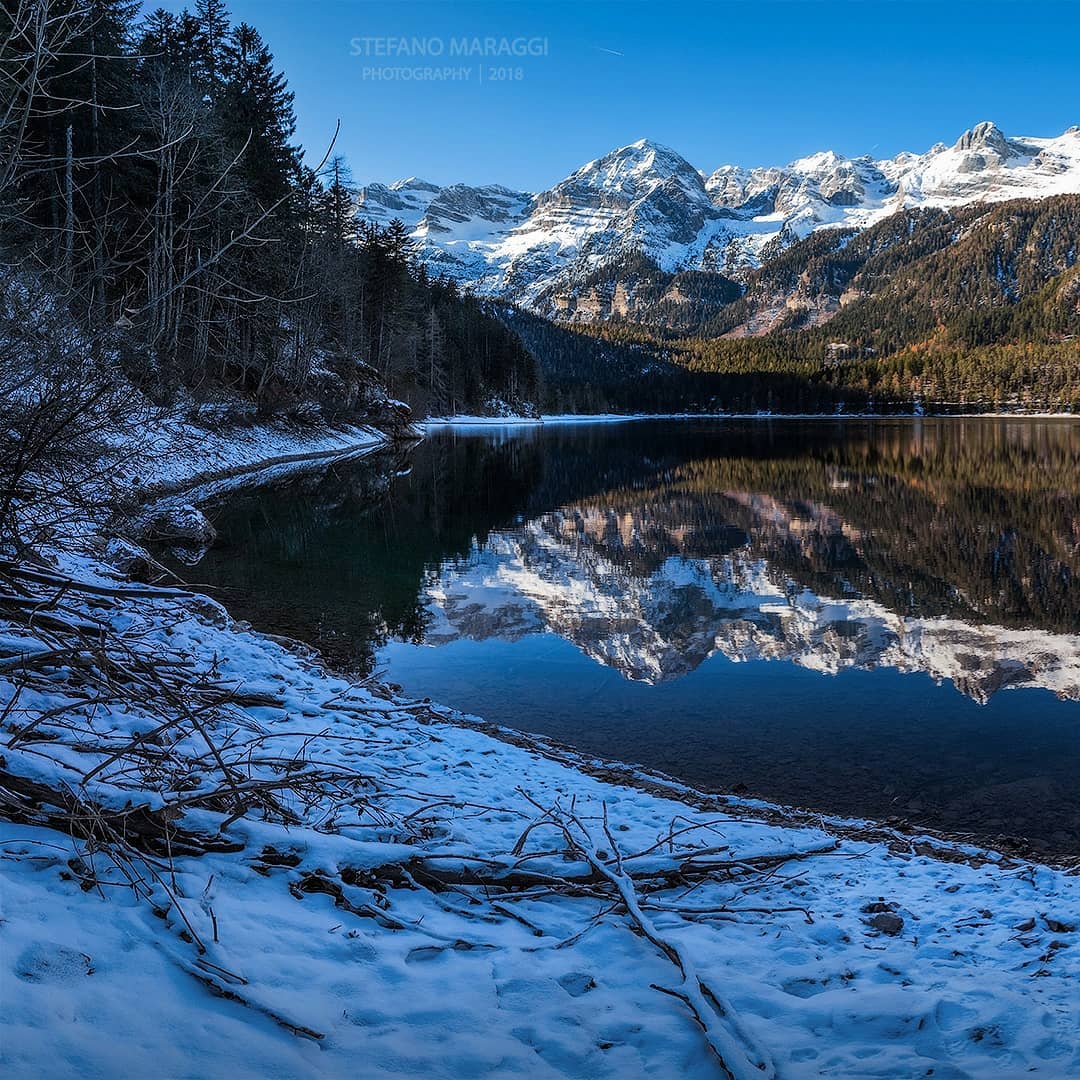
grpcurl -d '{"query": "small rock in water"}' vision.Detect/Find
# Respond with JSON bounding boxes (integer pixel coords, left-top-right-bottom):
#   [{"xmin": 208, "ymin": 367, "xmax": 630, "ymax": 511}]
[
  {"xmin": 169, "ymin": 544, "xmax": 210, "ymax": 567},
  {"xmin": 151, "ymin": 503, "xmax": 217, "ymax": 544},
  {"xmin": 869, "ymin": 912, "xmax": 905, "ymax": 935}
]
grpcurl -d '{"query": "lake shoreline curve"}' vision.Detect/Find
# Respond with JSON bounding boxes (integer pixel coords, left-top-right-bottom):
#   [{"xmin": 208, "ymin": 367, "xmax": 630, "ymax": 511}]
[{"xmin": 2, "ymin": 415, "xmax": 1078, "ymax": 1078}]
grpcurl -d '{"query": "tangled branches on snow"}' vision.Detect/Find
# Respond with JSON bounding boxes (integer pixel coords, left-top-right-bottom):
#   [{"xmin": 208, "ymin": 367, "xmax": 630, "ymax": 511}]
[{"xmin": 0, "ymin": 554, "xmax": 847, "ymax": 1078}]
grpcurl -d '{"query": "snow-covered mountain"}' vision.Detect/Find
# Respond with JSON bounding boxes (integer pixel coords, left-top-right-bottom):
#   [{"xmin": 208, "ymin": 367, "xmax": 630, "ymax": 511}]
[{"xmin": 354, "ymin": 122, "xmax": 1080, "ymax": 313}]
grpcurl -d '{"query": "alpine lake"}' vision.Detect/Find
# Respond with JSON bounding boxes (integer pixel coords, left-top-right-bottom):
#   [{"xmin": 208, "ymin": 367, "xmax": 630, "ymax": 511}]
[{"xmin": 162, "ymin": 418, "xmax": 1080, "ymax": 857}]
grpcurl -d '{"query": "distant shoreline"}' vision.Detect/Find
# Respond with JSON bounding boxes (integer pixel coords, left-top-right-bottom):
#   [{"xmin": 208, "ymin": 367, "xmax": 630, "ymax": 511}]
[{"xmin": 422, "ymin": 410, "xmax": 1080, "ymax": 428}]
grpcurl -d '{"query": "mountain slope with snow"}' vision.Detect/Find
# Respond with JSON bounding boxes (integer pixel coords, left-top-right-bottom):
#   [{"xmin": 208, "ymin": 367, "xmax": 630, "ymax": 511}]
[{"xmin": 354, "ymin": 123, "xmax": 1080, "ymax": 317}]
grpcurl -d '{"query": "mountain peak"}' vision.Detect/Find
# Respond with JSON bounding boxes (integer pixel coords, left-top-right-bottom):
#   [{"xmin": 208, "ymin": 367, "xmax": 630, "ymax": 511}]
[
  {"xmin": 792, "ymin": 149, "xmax": 841, "ymax": 167},
  {"xmin": 601, "ymin": 139, "xmax": 693, "ymax": 171},
  {"xmin": 627, "ymin": 137, "xmax": 669, "ymax": 152},
  {"xmin": 390, "ymin": 177, "xmax": 441, "ymax": 193},
  {"xmin": 562, "ymin": 139, "xmax": 703, "ymax": 200},
  {"xmin": 954, "ymin": 121, "xmax": 1009, "ymax": 154},
  {"xmin": 790, "ymin": 149, "xmax": 848, "ymax": 177}
]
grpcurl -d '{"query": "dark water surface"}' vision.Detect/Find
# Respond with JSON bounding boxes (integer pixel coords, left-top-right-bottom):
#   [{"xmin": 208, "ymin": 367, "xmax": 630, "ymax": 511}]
[{"xmin": 169, "ymin": 419, "xmax": 1080, "ymax": 854}]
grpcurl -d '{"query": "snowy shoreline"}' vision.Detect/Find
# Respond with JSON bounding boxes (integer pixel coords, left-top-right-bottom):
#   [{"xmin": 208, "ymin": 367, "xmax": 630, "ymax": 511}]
[
  {"xmin": 2, "ymin": 420, "xmax": 1079, "ymax": 1078},
  {"xmin": 107, "ymin": 415, "xmax": 402, "ymax": 501}
]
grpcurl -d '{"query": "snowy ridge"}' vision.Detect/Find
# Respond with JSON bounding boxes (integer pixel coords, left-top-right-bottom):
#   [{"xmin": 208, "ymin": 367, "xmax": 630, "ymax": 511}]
[{"xmin": 354, "ymin": 123, "xmax": 1080, "ymax": 309}]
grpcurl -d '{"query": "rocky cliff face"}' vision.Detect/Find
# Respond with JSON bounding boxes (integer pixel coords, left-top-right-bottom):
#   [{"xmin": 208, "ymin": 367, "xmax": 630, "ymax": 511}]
[{"xmin": 354, "ymin": 124, "xmax": 1080, "ymax": 323}]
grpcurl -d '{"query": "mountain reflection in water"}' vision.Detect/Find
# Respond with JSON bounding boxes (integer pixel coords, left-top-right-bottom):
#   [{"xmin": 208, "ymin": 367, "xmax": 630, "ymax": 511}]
[
  {"xmin": 168, "ymin": 419, "xmax": 1080, "ymax": 852},
  {"xmin": 424, "ymin": 505, "xmax": 1079, "ymax": 701}
]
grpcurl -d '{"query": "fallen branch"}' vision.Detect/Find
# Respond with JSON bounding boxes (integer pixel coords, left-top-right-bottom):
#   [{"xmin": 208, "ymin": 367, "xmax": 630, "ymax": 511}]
[
  {"xmin": 561, "ymin": 810, "xmax": 776, "ymax": 1080},
  {"xmin": 0, "ymin": 560, "xmax": 190, "ymax": 599}
]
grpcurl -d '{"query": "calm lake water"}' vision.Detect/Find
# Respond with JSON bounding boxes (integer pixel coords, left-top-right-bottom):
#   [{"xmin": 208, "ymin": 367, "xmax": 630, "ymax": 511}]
[{"xmin": 170, "ymin": 419, "xmax": 1080, "ymax": 854}]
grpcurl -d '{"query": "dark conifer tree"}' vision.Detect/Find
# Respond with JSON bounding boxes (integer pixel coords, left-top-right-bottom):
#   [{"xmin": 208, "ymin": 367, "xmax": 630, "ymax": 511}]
[
  {"xmin": 220, "ymin": 22, "xmax": 297, "ymax": 206},
  {"xmin": 0, "ymin": 0, "xmax": 565, "ymax": 420},
  {"xmin": 192, "ymin": 0, "xmax": 229, "ymax": 96}
]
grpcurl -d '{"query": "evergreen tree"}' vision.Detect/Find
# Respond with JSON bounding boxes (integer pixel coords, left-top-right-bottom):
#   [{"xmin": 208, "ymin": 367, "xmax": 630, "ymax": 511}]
[
  {"xmin": 220, "ymin": 22, "xmax": 296, "ymax": 206},
  {"xmin": 0, "ymin": 0, "xmax": 585, "ymax": 420},
  {"xmin": 192, "ymin": 0, "xmax": 229, "ymax": 96}
]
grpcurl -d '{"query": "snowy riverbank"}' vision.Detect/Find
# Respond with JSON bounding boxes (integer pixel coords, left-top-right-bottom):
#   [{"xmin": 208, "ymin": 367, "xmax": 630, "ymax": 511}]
[{"xmin": 2, "ymin": 426, "xmax": 1079, "ymax": 1079}]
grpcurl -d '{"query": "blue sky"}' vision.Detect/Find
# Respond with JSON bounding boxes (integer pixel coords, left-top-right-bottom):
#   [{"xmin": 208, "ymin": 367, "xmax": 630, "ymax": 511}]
[{"xmin": 155, "ymin": 1, "xmax": 1080, "ymax": 190}]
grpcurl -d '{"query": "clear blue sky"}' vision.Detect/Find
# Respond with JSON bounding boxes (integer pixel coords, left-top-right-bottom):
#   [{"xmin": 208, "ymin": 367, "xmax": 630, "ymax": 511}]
[{"xmin": 155, "ymin": 0, "xmax": 1080, "ymax": 190}]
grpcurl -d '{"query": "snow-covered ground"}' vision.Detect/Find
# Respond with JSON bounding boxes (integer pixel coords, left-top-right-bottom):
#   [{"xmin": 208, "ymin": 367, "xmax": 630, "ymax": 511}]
[
  {"xmin": 103, "ymin": 410, "xmax": 394, "ymax": 498},
  {"xmin": 2, "ymin": 426, "xmax": 1079, "ymax": 1079}
]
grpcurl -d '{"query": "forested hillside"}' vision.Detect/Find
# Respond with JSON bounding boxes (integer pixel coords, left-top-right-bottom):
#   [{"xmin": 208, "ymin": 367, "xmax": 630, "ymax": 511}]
[
  {"xmin": 499, "ymin": 307, "xmax": 876, "ymax": 414},
  {"xmin": 711, "ymin": 195, "xmax": 1080, "ymax": 344},
  {"xmin": 0, "ymin": 0, "xmax": 536, "ymax": 427},
  {"xmin": 679, "ymin": 197, "xmax": 1080, "ymax": 410}
]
